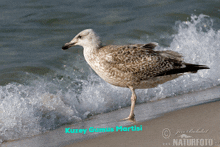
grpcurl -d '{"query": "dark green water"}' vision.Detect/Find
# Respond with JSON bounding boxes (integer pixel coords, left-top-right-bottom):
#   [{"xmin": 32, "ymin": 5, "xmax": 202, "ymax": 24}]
[
  {"xmin": 1, "ymin": 0, "xmax": 219, "ymax": 85},
  {"xmin": 0, "ymin": 0, "xmax": 219, "ymax": 143}
]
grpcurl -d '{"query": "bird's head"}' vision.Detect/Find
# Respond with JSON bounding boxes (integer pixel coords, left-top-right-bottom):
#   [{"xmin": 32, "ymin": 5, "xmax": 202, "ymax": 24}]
[{"xmin": 62, "ymin": 29, "xmax": 101, "ymax": 50}]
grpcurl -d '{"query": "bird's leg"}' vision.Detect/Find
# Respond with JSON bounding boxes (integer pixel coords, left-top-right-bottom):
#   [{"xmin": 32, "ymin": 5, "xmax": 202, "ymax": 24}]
[{"xmin": 123, "ymin": 86, "xmax": 136, "ymax": 121}]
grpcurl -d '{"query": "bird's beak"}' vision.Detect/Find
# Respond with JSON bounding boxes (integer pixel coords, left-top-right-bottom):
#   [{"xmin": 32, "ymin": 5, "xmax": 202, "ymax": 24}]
[
  {"xmin": 62, "ymin": 42, "xmax": 76, "ymax": 50},
  {"xmin": 62, "ymin": 37, "xmax": 78, "ymax": 50}
]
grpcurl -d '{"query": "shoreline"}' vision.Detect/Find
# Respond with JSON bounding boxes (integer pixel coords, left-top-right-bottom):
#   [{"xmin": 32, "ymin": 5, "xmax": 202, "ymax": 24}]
[
  {"xmin": 65, "ymin": 100, "xmax": 220, "ymax": 147},
  {"xmin": 2, "ymin": 86, "xmax": 220, "ymax": 147}
]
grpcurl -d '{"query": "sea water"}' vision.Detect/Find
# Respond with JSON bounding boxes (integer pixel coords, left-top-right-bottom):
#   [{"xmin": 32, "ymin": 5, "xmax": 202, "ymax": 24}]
[{"xmin": 0, "ymin": 0, "xmax": 220, "ymax": 143}]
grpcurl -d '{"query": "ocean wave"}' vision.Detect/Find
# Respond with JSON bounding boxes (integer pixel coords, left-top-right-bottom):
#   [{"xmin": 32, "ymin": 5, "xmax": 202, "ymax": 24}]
[{"xmin": 0, "ymin": 14, "xmax": 219, "ymax": 143}]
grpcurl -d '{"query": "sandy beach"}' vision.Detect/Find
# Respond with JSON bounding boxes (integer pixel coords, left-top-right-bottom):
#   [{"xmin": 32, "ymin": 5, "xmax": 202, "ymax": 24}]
[
  {"xmin": 1, "ymin": 0, "xmax": 219, "ymax": 146},
  {"xmin": 65, "ymin": 100, "xmax": 220, "ymax": 147},
  {"xmin": 1, "ymin": 86, "xmax": 220, "ymax": 147}
]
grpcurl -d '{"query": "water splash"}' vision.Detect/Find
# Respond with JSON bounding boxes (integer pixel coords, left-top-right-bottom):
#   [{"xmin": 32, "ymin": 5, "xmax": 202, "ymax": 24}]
[{"xmin": 0, "ymin": 14, "xmax": 219, "ymax": 143}]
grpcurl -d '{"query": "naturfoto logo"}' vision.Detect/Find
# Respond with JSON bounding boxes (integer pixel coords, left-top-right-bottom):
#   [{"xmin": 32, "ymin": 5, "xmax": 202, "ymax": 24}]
[
  {"xmin": 65, "ymin": 125, "xmax": 142, "ymax": 134},
  {"xmin": 162, "ymin": 128, "xmax": 214, "ymax": 146}
]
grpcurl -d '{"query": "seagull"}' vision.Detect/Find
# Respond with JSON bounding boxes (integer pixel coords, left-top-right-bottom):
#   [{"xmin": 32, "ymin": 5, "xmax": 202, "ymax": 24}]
[{"xmin": 62, "ymin": 29, "xmax": 209, "ymax": 120}]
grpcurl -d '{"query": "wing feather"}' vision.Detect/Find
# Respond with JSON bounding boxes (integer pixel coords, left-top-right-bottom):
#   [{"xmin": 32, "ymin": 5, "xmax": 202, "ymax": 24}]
[{"xmin": 99, "ymin": 43, "xmax": 183, "ymax": 81}]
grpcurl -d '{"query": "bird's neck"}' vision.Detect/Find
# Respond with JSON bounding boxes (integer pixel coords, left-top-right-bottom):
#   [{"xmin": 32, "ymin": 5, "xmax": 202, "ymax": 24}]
[
  {"xmin": 83, "ymin": 46, "xmax": 100, "ymax": 64},
  {"xmin": 82, "ymin": 36, "xmax": 102, "ymax": 64}
]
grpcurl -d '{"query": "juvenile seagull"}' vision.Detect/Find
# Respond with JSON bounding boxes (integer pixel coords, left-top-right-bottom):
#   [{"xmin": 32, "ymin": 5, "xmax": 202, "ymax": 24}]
[{"xmin": 62, "ymin": 29, "xmax": 209, "ymax": 120}]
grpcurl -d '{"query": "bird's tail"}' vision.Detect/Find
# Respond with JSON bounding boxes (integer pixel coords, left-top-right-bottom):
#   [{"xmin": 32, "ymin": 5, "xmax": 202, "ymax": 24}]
[
  {"xmin": 157, "ymin": 63, "xmax": 209, "ymax": 77},
  {"xmin": 184, "ymin": 63, "xmax": 210, "ymax": 73}
]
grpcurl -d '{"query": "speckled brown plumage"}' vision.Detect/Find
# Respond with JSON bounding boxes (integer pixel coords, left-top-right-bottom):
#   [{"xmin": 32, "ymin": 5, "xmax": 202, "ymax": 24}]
[
  {"xmin": 62, "ymin": 29, "xmax": 209, "ymax": 120},
  {"xmin": 97, "ymin": 43, "xmax": 185, "ymax": 88}
]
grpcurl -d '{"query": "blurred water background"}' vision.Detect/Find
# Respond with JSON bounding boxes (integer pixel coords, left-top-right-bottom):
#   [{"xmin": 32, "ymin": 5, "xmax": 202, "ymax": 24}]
[{"xmin": 0, "ymin": 0, "xmax": 219, "ymax": 143}]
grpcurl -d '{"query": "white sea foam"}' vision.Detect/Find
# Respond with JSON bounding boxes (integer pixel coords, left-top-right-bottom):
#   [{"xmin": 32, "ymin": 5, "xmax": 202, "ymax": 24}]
[{"xmin": 0, "ymin": 14, "xmax": 219, "ymax": 143}]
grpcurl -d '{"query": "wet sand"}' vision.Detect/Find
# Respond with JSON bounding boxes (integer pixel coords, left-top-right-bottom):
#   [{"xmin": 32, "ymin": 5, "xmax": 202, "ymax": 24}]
[
  {"xmin": 65, "ymin": 100, "xmax": 220, "ymax": 147},
  {"xmin": 2, "ymin": 86, "xmax": 220, "ymax": 147}
]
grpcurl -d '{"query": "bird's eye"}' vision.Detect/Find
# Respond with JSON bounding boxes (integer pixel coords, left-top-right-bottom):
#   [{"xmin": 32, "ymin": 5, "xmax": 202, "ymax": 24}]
[{"xmin": 78, "ymin": 35, "xmax": 82, "ymax": 39}]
